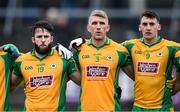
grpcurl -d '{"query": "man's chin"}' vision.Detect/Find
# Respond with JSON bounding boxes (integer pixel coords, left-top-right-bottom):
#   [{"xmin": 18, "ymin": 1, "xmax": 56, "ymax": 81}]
[
  {"xmin": 144, "ymin": 36, "xmax": 153, "ymax": 39},
  {"xmin": 35, "ymin": 44, "xmax": 52, "ymax": 55},
  {"xmin": 94, "ymin": 36, "xmax": 104, "ymax": 40}
]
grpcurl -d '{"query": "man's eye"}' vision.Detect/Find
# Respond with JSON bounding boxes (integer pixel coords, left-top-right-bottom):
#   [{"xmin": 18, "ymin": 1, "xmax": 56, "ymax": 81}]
[
  {"xmin": 44, "ymin": 36, "xmax": 49, "ymax": 38},
  {"xmin": 92, "ymin": 22, "xmax": 97, "ymax": 25},
  {"xmin": 36, "ymin": 36, "xmax": 42, "ymax": 38},
  {"xmin": 100, "ymin": 22, "xmax": 105, "ymax": 25},
  {"xmin": 150, "ymin": 23, "xmax": 155, "ymax": 26},
  {"xmin": 142, "ymin": 23, "xmax": 147, "ymax": 26}
]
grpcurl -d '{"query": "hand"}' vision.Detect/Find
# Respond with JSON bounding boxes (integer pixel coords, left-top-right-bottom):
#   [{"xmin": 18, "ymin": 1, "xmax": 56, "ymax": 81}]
[
  {"xmin": 56, "ymin": 43, "xmax": 73, "ymax": 60},
  {"xmin": 166, "ymin": 75, "xmax": 176, "ymax": 93},
  {"xmin": 69, "ymin": 37, "xmax": 85, "ymax": 50},
  {"xmin": 116, "ymin": 86, "xmax": 122, "ymax": 99},
  {"xmin": 0, "ymin": 44, "xmax": 20, "ymax": 58}
]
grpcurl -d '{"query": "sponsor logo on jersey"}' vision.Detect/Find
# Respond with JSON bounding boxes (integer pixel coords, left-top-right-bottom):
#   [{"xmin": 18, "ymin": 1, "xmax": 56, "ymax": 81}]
[
  {"xmin": 137, "ymin": 61, "xmax": 160, "ymax": 74},
  {"xmin": 29, "ymin": 75, "xmax": 54, "ymax": 88},
  {"xmin": 86, "ymin": 65, "xmax": 110, "ymax": 78}
]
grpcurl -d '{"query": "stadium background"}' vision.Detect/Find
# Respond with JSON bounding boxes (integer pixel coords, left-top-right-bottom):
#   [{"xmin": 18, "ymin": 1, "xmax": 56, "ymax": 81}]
[{"xmin": 0, "ymin": 0, "xmax": 179, "ymax": 111}]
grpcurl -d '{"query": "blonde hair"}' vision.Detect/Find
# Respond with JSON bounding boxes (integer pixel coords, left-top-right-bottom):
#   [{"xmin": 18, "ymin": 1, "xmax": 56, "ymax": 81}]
[{"xmin": 88, "ymin": 10, "xmax": 109, "ymax": 24}]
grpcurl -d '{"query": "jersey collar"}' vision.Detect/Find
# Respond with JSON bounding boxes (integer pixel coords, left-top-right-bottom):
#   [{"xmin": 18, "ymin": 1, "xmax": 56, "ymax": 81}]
[
  {"xmin": 139, "ymin": 36, "xmax": 162, "ymax": 47},
  {"xmin": 88, "ymin": 37, "xmax": 110, "ymax": 45},
  {"xmin": 30, "ymin": 48, "xmax": 54, "ymax": 56}
]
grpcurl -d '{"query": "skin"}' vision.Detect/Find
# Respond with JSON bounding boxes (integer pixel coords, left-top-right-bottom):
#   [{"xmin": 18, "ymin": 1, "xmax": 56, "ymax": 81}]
[
  {"xmin": 32, "ymin": 28, "xmax": 54, "ymax": 58},
  {"xmin": 87, "ymin": 16, "xmax": 110, "ymax": 47},
  {"xmin": 174, "ymin": 71, "xmax": 180, "ymax": 94},
  {"xmin": 87, "ymin": 15, "xmax": 135, "ymax": 81},
  {"xmin": 139, "ymin": 16, "xmax": 161, "ymax": 44}
]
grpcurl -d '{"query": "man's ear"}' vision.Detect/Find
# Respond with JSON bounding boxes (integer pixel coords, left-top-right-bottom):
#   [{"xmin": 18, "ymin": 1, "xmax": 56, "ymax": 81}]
[
  {"xmin": 51, "ymin": 36, "xmax": 54, "ymax": 42},
  {"xmin": 158, "ymin": 24, "xmax": 161, "ymax": 31},
  {"xmin": 138, "ymin": 25, "xmax": 142, "ymax": 31},
  {"xmin": 87, "ymin": 24, "xmax": 91, "ymax": 32},
  {"xmin": 106, "ymin": 25, "xmax": 110, "ymax": 32},
  {"xmin": 32, "ymin": 37, "xmax": 35, "ymax": 43}
]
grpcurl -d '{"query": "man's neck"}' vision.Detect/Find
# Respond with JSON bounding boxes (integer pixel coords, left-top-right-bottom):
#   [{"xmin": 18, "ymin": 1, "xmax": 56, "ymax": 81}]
[
  {"xmin": 92, "ymin": 37, "xmax": 106, "ymax": 47},
  {"xmin": 35, "ymin": 51, "xmax": 47, "ymax": 59},
  {"xmin": 144, "ymin": 36, "xmax": 158, "ymax": 45}
]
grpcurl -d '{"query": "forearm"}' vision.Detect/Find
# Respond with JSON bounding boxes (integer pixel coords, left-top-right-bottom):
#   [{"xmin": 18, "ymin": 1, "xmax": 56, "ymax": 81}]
[
  {"xmin": 122, "ymin": 65, "xmax": 135, "ymax": 81},
  {"xmin": 173, "ymin": 71, "xmax": 180, "ymax": 95},
  {"xmin": 10, "ymin": 74, "xmax": 23, "ymax": 92}
]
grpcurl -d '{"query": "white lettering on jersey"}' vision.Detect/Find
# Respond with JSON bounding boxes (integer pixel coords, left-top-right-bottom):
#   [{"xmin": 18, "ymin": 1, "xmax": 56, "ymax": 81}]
[
  {"xmin": 137, "ymin": 61, "xmax": 160, "ymax": 74},
  {"xmin": 86, "ymin": 65, "xmax": 110, "ymax": 78},
  {"xmin": 29, "ymin": 75, "xmax": 54, "ymax": 88}
]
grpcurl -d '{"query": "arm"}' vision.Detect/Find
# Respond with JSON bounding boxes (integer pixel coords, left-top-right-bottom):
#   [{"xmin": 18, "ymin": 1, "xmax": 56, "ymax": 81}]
[
  {"xmin": 173, "ymin": 71, "xmax": 180, "ymax": 95},
  {"xmin": 10, "ymin": 73, "xmax": 23, "ymax": 92},
  {"xmin": 69, "ymin": 71, "xmax": 81, "ymax": 86},
  {"xmin": 122, "ymin": 65, "xmax": 135, "ymax": 81}
]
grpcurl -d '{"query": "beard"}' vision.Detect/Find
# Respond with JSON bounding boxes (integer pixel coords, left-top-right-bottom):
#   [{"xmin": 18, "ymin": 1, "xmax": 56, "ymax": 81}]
[{"xmin": 34, "ymin": 44, "xmax": 52, "ymax": 55}]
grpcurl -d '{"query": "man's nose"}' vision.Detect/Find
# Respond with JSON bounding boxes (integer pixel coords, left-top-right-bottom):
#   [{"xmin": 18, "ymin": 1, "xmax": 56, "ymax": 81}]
[
  {"xmin": 41, "ymin": 37, "xmax": 45, "ymax": 41},
  {"xmin": 96, "ymin": 23, "xmax": 101, "ymax": 29},
  {"xmin": 146, "ymin": 24, "xmax": 151, "ymax": 30}
]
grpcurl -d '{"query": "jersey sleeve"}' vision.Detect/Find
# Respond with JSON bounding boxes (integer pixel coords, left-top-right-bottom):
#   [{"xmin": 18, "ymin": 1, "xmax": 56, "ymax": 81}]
[
  {"xmin": 13, "ymin": 59, "xmax": 23, "ymax": 78},
  {"xmin": 4, "ymin": 53, "xmax": 16, "ymax": 71},
  {"xmin": 117, "ymin": 45, "xmax": 132, "ymax": 67},
  {"xmin": 67, "ymin": 58, "xmax": 79, "ymax": 75}
]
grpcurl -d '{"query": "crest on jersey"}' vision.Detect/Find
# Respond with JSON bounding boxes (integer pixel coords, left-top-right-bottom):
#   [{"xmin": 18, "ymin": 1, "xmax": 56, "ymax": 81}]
[
  {"xmin": 86, "ymin": 65, "xmax": 110, "ymax": 78},
  {"xmin": 107, "ymin": 56, "xmax": 113, "ymax": 61},
  {"xmin": 157, "ymin": 51, "xmax": 163, "ymax": 57},
  {"xmin": 137, "ymin": 61, "xmax": 160, "ymax": 74},
  {"xmin": 50, "ymin": 63, "xmax": 56, "ymax": 69}
]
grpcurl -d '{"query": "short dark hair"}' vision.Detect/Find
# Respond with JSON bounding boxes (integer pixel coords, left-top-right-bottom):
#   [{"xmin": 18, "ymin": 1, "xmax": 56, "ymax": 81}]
[
  {"xmin": 140, "ymin": 10, "xmax": 160, "ymax": 22},
  {"xmin": 31, "ymin": 20, "xmax": 54, "ymax": 36}
]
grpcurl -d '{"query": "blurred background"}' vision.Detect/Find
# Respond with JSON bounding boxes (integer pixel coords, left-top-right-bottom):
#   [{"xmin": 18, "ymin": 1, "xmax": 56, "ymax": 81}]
[{"xmin": 0, "ymin": 0, "xmax": 179, "ymax": 111}]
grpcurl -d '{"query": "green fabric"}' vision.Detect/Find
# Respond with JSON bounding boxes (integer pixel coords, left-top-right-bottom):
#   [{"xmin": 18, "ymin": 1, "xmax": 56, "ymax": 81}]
[
  {"xmin": 13, "ymin": 61, "xmax": 23, "ymax": 78},
  {"xmin": 30, "ymin": 48, "xmax": 54, "ymax": 61},
  {"xmin": 113, "ymin": 51, "xmax": 122, "ymax": 111},
  {"xmin": 132, "ymin": 105, "xmax": 173, "ymax": 111},
  {"xmin": 139, "ymin": 36, "xmax": 162, "ymax": 47},
  {"xmin": 161, "ymin": 46, "xmax": 178, "ymax": 108},
  {"xmin": 67, "ymin": 58, "xmax": 78, "ymax": 75},
  {"xmin": 1, "ymin": 53, "xmax": 15, "ymax": 111},
  {"xmin": 87, "ymin": 37, "xmax": 110, "ymax": 50},
  {"xmin": 73, "ymin": 51, "xmax": 82, "ymax": 111},
  {"xmin": 57, "ymin": 58, "xmax": 68, "ymax": 111}
]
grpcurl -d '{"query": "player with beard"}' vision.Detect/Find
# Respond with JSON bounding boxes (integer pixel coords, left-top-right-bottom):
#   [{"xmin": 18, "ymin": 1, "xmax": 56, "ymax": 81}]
[
  {"xmin": 10, "ymin": 20, "xmax": 81, "ymax": 111},
  {"xmin": 0, "ymin": 44, "xmax": 20, "ymax": 111}
]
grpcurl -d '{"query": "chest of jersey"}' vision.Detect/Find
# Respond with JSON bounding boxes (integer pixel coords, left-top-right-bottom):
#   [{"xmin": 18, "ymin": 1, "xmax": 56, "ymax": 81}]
[
  {"xmin": 20, "ymin": 55, "xmax": 63, "ymax": 89},
  {"xmin": 131, "ymin": 43, "xmax": 169, "ymax": 76},
  {"xmin": 79, "ymin": 45, "xmax": 119, "ymax": 80}
]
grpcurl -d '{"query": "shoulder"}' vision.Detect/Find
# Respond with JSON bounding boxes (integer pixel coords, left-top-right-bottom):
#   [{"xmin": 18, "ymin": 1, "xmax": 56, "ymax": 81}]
[
  {"xmin": 15, "ymin": 52, "xmax": 31, "ymax": 62},
  {"xmin": 163, "ymin": 38, "xmax": 180, "ymax": 47},
  {"xmin": 121, "ymin": 38, "xmax": 139, "ymax": 46},
  {"xmin": 109, "ymin": 39, "xmax": 129, "ymax": 53}
]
